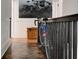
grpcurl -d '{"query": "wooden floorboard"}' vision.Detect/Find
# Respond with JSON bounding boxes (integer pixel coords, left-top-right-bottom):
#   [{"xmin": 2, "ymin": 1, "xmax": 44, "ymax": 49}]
[{"xmin": 2, "ymin": 38, "xmax": 46, "ymax": 59}]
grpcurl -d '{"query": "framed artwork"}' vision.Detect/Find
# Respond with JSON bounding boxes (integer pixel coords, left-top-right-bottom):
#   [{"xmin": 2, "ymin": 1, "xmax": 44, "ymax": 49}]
[{"xmin": 19, "ymin": 0, "xmax": 52, "ymax": 18}]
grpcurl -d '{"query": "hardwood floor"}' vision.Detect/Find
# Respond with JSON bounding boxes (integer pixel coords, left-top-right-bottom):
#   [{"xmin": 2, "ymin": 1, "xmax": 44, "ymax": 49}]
[{"xmin": 2, "ymin": 38, "xmax": 46, "ymax": 59}]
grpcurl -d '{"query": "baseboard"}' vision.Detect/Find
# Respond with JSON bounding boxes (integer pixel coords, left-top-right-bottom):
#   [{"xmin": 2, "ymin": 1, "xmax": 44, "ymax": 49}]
[
  {"xmin": 1, "ymin": 39, "xmax": 11, "ymax": 57},
  {"xmin": 11, "ymin": 37, "xmax": 27, "ymax": 39}
]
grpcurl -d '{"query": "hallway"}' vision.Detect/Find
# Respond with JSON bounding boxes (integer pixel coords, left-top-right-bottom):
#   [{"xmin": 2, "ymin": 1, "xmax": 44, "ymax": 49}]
[
  {"xmin": 2, "ymin": 38, "xmax": 46, "ymax": 59},
  {"xmin": 1, "ymin": 0, "xmax": 78, "ymax": 58}
]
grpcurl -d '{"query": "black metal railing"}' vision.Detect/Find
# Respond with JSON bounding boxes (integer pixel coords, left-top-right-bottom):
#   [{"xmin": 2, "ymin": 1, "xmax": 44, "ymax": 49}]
[{"xmin": 38, "ymin": 14, "xmax": 78, "ymax": 59}]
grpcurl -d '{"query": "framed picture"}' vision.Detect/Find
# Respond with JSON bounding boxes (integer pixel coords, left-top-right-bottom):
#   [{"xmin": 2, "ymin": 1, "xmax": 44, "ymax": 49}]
[{"xmin": 19, "ymin": 0, "xmax": 52, "ymax": 18}]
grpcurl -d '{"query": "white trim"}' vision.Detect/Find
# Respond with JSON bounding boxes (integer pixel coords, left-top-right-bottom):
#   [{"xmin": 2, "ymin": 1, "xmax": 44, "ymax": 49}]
[{"xmin": 1, "ymin": 39, "xmax": 11, "ymax": 57}]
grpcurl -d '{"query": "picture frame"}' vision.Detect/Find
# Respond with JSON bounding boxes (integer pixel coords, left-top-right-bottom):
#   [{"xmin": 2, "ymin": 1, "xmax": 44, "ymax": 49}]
[{"xmin": 19, "ymin": 0, "xmax": 52, "ymax": 18}]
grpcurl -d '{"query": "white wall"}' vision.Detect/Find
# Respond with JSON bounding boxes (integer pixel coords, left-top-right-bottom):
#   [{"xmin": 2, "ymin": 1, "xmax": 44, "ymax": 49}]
[
  {"xmin": 52, "ymin": 0, "xmax": 78, "ymax": 18},
  {"xmin": 62, "ymin": 0, "xmax": 78, "ymax": 16},
  {"xmin": 52, "ymin": 0, "xmax": 63, "ymax": 18},
  {"xmin": 12, "ymin": 0, "xmax": 78, "ymax": 38},
  {"xmin": 1, "ymin": 0, "xmax": 11, "ymax": 57},
  {"xmin": 12, "ymin": 0, "xmax": 37, "ymax": 38},
  {"xmin": 12, "ymin": 0, "xmax": 53, "ymax": 38},
  {"xmin": 12, "ymin": 19, "xmax": 37, "ymax": 38}
]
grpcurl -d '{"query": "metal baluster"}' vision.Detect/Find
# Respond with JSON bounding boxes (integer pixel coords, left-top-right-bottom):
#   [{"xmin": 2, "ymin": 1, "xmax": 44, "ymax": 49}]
[{"xmin": 73, "ymin": 21, "xmax": 77, "ymax": 59}]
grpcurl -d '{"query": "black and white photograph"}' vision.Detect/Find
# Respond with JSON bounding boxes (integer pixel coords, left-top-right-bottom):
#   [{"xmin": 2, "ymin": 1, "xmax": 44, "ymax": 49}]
[{"xmin": 19, "ymin": 0, "xmax": 52, "ymax": 18}]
